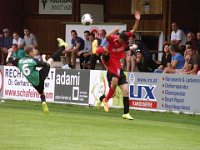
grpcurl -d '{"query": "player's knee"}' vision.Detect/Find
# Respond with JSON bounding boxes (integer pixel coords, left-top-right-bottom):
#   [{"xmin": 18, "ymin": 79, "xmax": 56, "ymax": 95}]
[{"xmin": 111, "ymin": 78, "xmax": 119, "ymax": 87}]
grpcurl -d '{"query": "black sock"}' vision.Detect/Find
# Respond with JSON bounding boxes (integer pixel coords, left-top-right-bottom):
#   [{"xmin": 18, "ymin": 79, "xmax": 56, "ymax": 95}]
[
  {"xmin": 40, "ymin": 95, "xmax": 46, "ymax": 102},
  {"xmin": 51, "ymin": 46, "xmax": 65, "ymax": 60},
  {"xmin": 123, "ymin": 97, "xmax": 129, "ymax": 114},
  {"xmin": 99, "ymin": 94, "xmax": 105, "ymax": 102}
]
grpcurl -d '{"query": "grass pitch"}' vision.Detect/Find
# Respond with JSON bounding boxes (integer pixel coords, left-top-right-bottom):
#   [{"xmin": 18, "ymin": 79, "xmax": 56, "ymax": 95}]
[{"xmin": 0, "ymin": 100, "xmax": 200, "ymax": 150}]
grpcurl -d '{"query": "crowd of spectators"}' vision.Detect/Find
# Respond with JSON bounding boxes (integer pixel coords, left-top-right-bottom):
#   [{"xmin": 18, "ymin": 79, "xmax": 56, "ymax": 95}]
[
  {"xmin": 61, "ymin": 22, "xmax": 200, "ymax": 75},
  {"xmin": 1, "ymin": 22, "xmax": 200, "ymax": 75},
  {"xmin": 0, "ymin": 27, "xmax": 39, "ymax": 65}
]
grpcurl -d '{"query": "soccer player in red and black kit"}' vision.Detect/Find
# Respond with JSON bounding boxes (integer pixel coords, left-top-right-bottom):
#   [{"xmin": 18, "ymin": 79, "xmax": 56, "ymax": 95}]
[{"xmin": 96, "ymin": 11, "xmax": 141, "ymax": 120}]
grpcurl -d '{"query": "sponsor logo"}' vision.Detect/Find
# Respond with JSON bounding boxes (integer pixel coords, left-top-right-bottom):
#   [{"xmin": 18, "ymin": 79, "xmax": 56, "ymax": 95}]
[{"xmin": 129, "ymin": 73, "xmax": 157, "ymax": 109}]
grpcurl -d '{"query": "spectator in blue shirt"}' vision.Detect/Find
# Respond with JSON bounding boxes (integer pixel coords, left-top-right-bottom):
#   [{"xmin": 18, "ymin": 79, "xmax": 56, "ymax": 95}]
[
  {"xmin": 63, "ymin": 30, "xmax": 84, "ymax": 69},
  {"xmin": 163, "ymin": 44, "xmax": 185, "ymax": 74},
  {"xmin": 1, "ymin": 29, "xmax": 13, "ymax": 65}
]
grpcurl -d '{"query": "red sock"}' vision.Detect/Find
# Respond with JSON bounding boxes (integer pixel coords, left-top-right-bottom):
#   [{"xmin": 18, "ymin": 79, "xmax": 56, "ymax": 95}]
[{"xmin": 105, "ymin": 86, "xmax": 115, "ymax": 102}]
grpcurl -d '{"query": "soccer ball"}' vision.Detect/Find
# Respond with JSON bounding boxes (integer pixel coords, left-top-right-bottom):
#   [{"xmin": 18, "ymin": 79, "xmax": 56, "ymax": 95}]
[{"xmin": 81, "ymin": 13, "xmax": 93, "ymax": 25}]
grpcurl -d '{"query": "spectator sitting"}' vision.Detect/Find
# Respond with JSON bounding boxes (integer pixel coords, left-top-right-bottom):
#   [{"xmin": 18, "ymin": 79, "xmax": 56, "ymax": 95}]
[
  {"xmin": 63, "ymin": 30, "xmax": 84, "ymax": 69},
  {"xmin": 154, "ymin": 43, "xmax": 171, "ymax": 73},
  {"xmin": 6, "ymin": 44, "xmax": 25, "ymax": 64},
  {"xmin": 82, "ymin": 32, "xmax": 101, "ymax": 69},
  {"xmin": 33, "ymin": 49, "xmax": 42, "ymax": 61},
  {"xmin": 1, "ymin": 29, "xmax": 13, "ymax": 65},
  {"xmin": 181, "ymin": 47, "xmax": 196, "ymax": 73},
  {"xmin": 135, "ymin": 49, "xmax": 158, "ymax": 72},
  {"xmin": 77, "ymin": 30, "xmax": 92, "ymax": 69},
  {"xmin": 13, "ymin": 32, "xmax": 24, "ymax": 49},
  {"xmin": 184, "ymin": 43, "xmax": 200, "ymax": 75},
  {"xmin": 124, "ymin": 35, "xmax": 137, "ymax": 72},
  {"xmin": 186, "ymin": 32, "xmax": 197, "ymax": 52},
  {"xmin": 163, "ymin": 45, "xmax": 185, "ymax": 74}
]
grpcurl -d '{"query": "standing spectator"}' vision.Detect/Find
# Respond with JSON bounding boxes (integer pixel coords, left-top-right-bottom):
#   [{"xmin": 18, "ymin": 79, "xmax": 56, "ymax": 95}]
[
  {"xmin": 23, "ymin": 27, "xmax": 38, "ymax": 49},
  {"xmin": 13, "ymin": 32, "xmax": 24, "ymax": 49},
  {"xmin": 63, "ymin": 30, "xmax": 84, "ymax": 69},
  {"xmin": 163, "ymin": 45, "xmax": 185, "ymax": 74},
  {"xmin": 77, "ymin": 30, "xmax": 92, "ymax": 69},
  {"xmin": 154, "ymin": 43, "xmax": 172, "ymax": 73},
  {"xmin": 0, "ymin": 29, "xmax": 13, "ymax": 65},
  {"xmin": 170, "ymin": 22, "xmax": 187, "ymax": 46}
]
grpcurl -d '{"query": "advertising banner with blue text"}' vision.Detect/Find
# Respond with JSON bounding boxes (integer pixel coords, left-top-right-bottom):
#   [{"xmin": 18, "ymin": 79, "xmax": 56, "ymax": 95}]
[{"xmin": 128, "ymin": 72, "xmax": 200, "ymax": 113}]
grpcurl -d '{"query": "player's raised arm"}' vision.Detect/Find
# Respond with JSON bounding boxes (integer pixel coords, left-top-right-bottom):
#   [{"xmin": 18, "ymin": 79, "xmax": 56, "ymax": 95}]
[{"xmin": 130, "ymin": 11, "xmax": 141, "ymax": 34}]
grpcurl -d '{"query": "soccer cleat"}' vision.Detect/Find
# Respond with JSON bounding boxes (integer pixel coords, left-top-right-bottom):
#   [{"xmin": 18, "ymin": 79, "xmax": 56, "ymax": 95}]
[
  {"xmin": 96, "ymin": 100, "xmax": 102, "ymax": 109},
  {"xmin": 102, "ymin": 98, "xmax": 109, "ymax": 112},
  {"xmin": 42, "ymin": 102, "xmax": 49, "ymax": 114},
  {"xmin": 57, "ymin": 38, "xmax": 68, "ymax": 49},
  {"xmin": 122, "ymin": 113, "xmax": 134, "ymax": 120}
]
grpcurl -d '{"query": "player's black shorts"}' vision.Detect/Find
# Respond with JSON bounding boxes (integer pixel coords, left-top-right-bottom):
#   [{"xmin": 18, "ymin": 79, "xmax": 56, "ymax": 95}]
[
  {"xmin": 107, "ymin": 69, "xmax": 127, "ymax": 87},
  {"xmin": 33, "ymin": 64, "xmax": 50, "ymax": 94}
]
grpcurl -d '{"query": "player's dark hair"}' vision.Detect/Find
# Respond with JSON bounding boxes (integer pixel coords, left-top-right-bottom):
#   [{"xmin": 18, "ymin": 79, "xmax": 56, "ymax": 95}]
[
  {"xmin": 24, "ymin": 45, "xmax": 34, "ymax": 55},
  {"xmin": 119, "ymin": 31, "xmax": 128, "ymax": 42}
]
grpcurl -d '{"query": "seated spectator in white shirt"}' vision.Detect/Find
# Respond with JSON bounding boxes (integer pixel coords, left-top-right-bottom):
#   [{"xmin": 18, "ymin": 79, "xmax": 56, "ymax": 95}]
[{"xmin": 12, "ymin": 32, "xmax": 24, "ymax": 49}]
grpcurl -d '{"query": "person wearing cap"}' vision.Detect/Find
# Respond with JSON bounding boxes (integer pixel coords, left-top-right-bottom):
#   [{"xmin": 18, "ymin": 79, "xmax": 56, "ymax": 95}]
[
  {"xmin": 135, "ymin": 48, "xmax": 159, "ymax": 72},
  {"xmin": 0, "ymin": 28, "xmax": 13, "ymax": 65}
]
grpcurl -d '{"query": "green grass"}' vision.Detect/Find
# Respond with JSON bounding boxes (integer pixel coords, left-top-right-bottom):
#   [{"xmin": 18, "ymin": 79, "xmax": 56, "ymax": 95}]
[{"xmin": 0, "ymin": 100, "xmax": 200, "ymax": 150}]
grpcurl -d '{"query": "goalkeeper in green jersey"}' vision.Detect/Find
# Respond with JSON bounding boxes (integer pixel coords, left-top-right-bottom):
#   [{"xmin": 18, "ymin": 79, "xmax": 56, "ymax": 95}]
[{"xmin": 7, "ymin": 38, "xmax": 68, "ymax": 113}]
